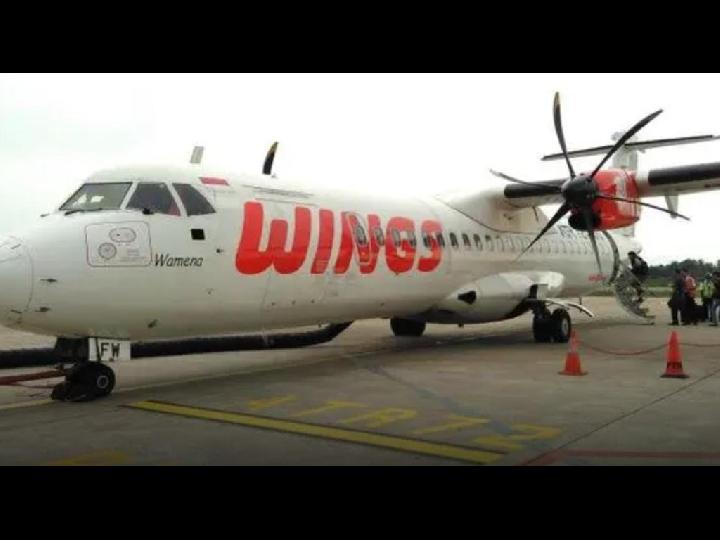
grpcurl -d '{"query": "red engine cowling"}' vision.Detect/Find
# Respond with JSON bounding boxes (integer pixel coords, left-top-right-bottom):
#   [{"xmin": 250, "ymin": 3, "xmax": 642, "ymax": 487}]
[{"xmin": 568, "ymin": 169, "xmax": 641, "ymax": 230}]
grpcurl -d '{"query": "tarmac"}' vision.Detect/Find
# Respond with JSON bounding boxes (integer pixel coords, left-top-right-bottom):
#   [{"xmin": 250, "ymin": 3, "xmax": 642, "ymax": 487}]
[{"xmin": 2, "ymin": 296, "xmax": 720, "ymax": 466}]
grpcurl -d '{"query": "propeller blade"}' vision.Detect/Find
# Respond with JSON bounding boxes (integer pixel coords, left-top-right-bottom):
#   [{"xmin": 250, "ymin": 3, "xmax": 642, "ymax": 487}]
[
  {"xmin": 590, "ymin": 109, "xmax": 663, "ymax": 178},
  {"xmin": 263, "ymin": 141, "xmax": 279, "ymax": 175},
  {"xmin": 582, "ymin": 208, "xmax": 603, "ymax": 277},
  {"xmin": 596, "ymin": 194, "xmax": 690, "ymax": 221},
  {"xmin": 553, "ymin": 92, "xmax": 576, "ymax": 179},
  {"xmin": 490, "ymin": 169, "xmax": 563, "ymax": 191},
  {"xmin": 516, "ymin": 202, "xmax": 570, "ymax": 261}
]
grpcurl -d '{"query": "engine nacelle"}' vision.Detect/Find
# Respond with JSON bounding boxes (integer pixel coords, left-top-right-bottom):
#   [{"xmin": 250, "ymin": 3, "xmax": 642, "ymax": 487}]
[{"xmin": 568, "ymin": 169, "xmax": 641, "ymax": 231}]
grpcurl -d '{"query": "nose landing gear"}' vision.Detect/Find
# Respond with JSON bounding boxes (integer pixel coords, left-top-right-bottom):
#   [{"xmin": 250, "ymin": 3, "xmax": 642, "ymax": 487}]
[{"xmin": 51, "ymin": 362, "xmax": 116, "ymax": 402}]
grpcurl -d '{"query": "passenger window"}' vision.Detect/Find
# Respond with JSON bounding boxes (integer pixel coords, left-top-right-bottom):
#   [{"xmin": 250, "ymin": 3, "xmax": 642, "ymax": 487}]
[
  {"xmin": 374, "ymin": 227, "xmax": 385, "ymax": 246},
  {"xmin": 354, "ymin": 222, "xmax": 368, "ymax": 247},
  {"xmin": 422, "ymin": 232, "xmax": 432, "ymax": 249},
  {"xmin": 437, "ymin": 233, "xmax": 446, "ymax": 248},
  {"xmin": 496, "ymin": 237, "xmax": 504, "ymax": 252},
  {"xmin": 127, "ymin": 183, "xmax": 180, "ymax": 216},
  {"xmin": 450, "ymin": 233, "xmax": 459, "ymax": 249},
  {"xmin": 474, "ymin": 234, "xmax": 482, "ymax": 251},
  {"xmin": 390, "ymin": 228, "xmax": 401, "ymax": 247},
  {"xmin": 462, "ymin": 233, "xmax": 471, "ymax": 249},
  {"xmin": 485, "ymin": 235, "xmax": 494, "ymax": 252},
  {"xmin": 173, "ymin": 183, "xmax": 215, "ymax": 216},
  {"xmin": 407, "ymin": 230, "xmax": 417, "ymax": 249}
]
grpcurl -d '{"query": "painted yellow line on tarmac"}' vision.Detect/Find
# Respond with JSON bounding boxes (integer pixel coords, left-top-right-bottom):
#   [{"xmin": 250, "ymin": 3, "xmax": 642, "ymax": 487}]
[
  {"xmin": 0, "ymin": 399, "xmax": 53, "ymax": 411},
  {"xmin": 127, "ymin": 400, "xmax": 504, "ymax": 465},
  {"xmin": 43, "ymin": 450, "xmax": 131, "ymax": 466}
]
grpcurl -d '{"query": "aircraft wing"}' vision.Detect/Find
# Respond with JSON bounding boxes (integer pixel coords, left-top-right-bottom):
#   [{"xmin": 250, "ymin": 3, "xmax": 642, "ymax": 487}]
[
  {"xmin": 475, "ymin": 161, "xmax": 720, "ymax": 212},
  {"xmin": 500, "ymin": 161, "xmax": 720, "ymax": 207},
  {"xmin": 635, "ymin": 161, "xmax": 720, "ymax": 197},
  {"xmin": 501, "ymin": 181, "xmax": 566, "ymax": 209}
]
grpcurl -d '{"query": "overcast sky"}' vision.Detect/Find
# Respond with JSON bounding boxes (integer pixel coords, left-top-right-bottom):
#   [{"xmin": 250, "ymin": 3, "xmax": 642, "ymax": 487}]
[{"xmin": 1, "ymin": 73, "xmax": 719, "ymax": 265}]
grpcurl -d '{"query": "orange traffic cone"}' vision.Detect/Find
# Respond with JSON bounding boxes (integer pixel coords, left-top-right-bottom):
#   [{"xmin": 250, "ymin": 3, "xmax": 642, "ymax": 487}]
[
  {"xmin": 559, "ymin": 330, "xmax": 587, "ymax": 376},
  {"xmin": 662, "ymin": 331, "xmax": 689, "ymax": 379}
]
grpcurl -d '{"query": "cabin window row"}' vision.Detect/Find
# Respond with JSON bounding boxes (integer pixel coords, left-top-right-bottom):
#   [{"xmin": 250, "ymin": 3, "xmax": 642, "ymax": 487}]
[{"xmin": 360, "ymin": 224, "xmax": 611, "ymax": 256}]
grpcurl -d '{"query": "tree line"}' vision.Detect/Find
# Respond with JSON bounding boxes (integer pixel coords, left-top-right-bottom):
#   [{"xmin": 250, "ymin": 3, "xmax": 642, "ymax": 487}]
[{"xmin": 646, "ymin": 259, "xmax": 720, "ymax": 287}]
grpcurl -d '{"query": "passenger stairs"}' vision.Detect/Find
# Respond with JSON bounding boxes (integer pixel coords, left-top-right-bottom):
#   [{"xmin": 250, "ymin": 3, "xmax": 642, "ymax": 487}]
[{"xmin": 612, "ymin": 265, "xmax": 656, "ymax": 323}]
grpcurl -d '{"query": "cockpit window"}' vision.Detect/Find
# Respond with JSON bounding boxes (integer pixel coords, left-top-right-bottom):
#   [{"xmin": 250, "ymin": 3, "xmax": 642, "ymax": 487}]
[
  {"xmin": 127, "ymin": 183, "xmax": 181, "ymax": 216},
  {"xmin": 60, "ymin": 182, "xmax": 131, "ymax": 212},
  {"xmin": 173, "ymin": 183, "xmax": 216, "ymax": 216}
]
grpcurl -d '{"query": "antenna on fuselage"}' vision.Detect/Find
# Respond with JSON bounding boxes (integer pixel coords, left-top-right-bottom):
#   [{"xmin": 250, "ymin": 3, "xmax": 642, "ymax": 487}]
[
  {"xmin": 190, "ymin": 146, "xmax": 204, "ymax": 165},
  {"xmin": 263, "ymin": 142, "xmax": 279, "ymax": 175}
]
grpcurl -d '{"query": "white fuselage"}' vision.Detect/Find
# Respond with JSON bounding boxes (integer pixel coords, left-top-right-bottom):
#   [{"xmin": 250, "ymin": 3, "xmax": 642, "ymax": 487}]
[{"xmin": 0, "ymin": 166, "xmax": 639, "ymax": 340}]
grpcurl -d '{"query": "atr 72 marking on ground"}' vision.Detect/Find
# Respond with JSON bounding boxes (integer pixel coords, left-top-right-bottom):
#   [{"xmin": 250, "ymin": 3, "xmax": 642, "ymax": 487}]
[
  {"xmin": 126, "ymin": 400, "xmax": 506, "ymax": 465},
  {"xmin": 239, "ymin": 395, "xmax": 563, "ymax": 454}
]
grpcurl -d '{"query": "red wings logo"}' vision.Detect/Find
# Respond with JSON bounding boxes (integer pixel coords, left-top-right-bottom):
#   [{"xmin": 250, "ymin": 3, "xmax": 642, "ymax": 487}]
[{"xmin": 236, "ymin": 202, "xmax": 442, "ymax": 275}]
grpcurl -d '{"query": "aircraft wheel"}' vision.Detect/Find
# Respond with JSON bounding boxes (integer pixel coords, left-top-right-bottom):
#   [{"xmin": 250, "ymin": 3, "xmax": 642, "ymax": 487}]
[
  {"xmin": 532, "ymin": 315, "xmax": 552, "ymax": 343},
  {"xmin": 60, "ymin": 363, "xmax": 116, "ymax": 402},
  {"xmin": 550, "ymin": 309, "xmax": 572, "ymax": 343},
  {"xmin": 390, "ymin": 318, "xmax": 426, "ymax": 337},
  {"xmin": 50, "ymin": 381, "xmax": 69, "ymax": 401}
]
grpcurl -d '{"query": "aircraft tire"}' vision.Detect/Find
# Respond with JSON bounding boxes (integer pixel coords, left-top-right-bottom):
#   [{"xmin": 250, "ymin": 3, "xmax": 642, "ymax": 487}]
[
  {"xmin": 532, "ymin": 315, "xmax": 552, "ymax": 343},
  {"xmin": 550, "ymin": 309, "xmax": 571, "ymax": 343},
  {"xmin": 390, "ymin": 318, "xmax": 426, "ymax": 337},
  {"xmin": 50, "ymin": 381, "xmax": 69, "ymax": 401},
  {"xmin": 66, "ymin": 362, "xmax": 116, "ymax": 401}
]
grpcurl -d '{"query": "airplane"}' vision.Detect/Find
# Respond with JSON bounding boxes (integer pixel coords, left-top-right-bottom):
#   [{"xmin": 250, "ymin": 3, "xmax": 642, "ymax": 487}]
[{"xmin": 1, "ymin": 92, "xmax": 719, "ymax": 402}]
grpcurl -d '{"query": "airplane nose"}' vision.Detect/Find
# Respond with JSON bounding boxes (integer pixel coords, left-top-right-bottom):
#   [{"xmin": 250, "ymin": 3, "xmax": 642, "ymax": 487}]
[{"xmin": 0, "ymin": 236, "xmax": 32, "ymax": 326}]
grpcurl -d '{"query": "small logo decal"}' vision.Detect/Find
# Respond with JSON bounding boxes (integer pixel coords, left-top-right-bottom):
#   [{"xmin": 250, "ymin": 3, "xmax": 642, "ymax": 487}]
[
  {"xmin": 109, "ymin": 227, "xmax": 137, "ymax": 243},
  {"xmin": 98, "ymin": 243, "xmax": 117, "ymax": 260}
]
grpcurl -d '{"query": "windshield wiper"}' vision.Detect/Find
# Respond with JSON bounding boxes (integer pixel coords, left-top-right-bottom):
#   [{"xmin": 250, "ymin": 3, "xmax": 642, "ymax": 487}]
[{"xmin": 64, "ymin": 208, "xmax": 106, "ymax": 216}]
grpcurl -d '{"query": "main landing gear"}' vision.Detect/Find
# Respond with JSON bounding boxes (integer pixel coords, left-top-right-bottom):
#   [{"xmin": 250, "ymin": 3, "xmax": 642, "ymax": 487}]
[
  {"xmin": 51, "ymin": 362, "xmax": 116, "ymax": 402},
  {"xmin": 532, "ymin": 307, "xmax": 572, "ymax": 344},
  {"xmin": 390, "ymin": 317, "xmax": 427, "ymax": 337}
]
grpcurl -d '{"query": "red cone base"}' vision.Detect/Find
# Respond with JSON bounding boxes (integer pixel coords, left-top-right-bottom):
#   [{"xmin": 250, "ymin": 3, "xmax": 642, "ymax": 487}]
[{"xmin": 661, "ymin": 362, "xmax": 689, "ymax": 379}]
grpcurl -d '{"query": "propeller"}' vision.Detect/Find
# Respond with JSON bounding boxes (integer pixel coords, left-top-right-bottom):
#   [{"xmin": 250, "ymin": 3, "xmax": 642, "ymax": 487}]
[
  {"xmin": 596, "ymin": 194, "xmax": 689, "ymax": 220},
  {"xmin": 263, "ymin": 141, "xmax": 279, "ymax": 175},
  {"xmin": 494, "ymin": 92, "xmax": 667, "ymax": 279}
]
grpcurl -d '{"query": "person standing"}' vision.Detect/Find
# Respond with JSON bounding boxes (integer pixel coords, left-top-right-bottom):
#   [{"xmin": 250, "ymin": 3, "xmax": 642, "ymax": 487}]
[
  {"xmin": 711, "ymin": 272, "xmax": 720, "ymax": 327},
  {"xmin": 683, "ymin": 268, "xmax": 698, "ymax": 325},
  {"xmin": 699, "ymin": 273, "xmax": 715, "ymax": 322},
  {"xmin": 668, "ymin": 269, "xmax": 686, "ymax": 326}
]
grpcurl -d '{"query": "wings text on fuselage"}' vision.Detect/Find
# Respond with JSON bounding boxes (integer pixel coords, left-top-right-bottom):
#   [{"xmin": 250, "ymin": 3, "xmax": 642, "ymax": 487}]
[{"xmin": 235, "ymin": 201, "xmax": 443, "ymax": 275}]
